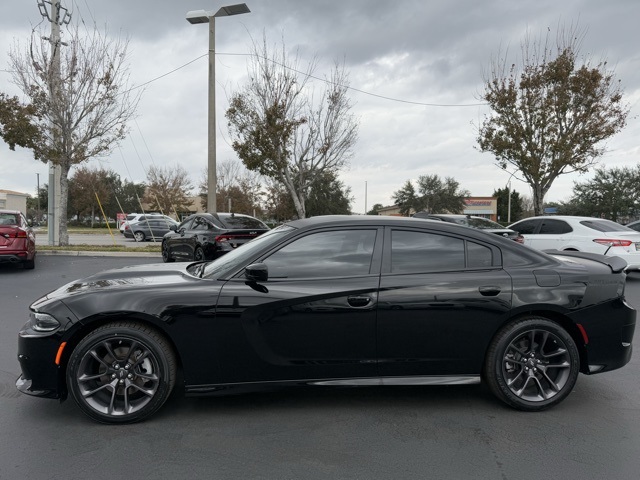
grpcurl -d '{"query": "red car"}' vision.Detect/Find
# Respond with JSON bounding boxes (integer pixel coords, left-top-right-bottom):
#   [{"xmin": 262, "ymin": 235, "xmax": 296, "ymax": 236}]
[{"xmin": 0, "ymin": 210, "xmax": 36, "ymax": 269}]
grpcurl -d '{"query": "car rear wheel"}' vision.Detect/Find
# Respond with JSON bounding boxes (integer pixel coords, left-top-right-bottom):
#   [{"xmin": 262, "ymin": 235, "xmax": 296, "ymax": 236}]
[
  {"xmin": 134, "ymin": 231, "xmax": 145, "ymax": 242},
  {"xmin": 194, "ymin": 246, "xmax": 205, "ymax": 262},
  {"xmin": 67, "ymin": 322, "xmax": 176, "ymax": 424},
  {"xmin": 484, "ymin": 317, "xmax": 579, "ymax": 411},
  {"xmin": 162, "ymin": 242, "xmax": 174, "ymax": 263},
  {"xmin": 23, "ymin": 256, "xmax": 35, "ymax": 269}
]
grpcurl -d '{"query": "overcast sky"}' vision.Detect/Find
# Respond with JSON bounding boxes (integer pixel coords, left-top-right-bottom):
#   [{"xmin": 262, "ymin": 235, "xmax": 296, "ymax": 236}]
[{"xmin": 1, "ymin": 0, "xmax": 639, "ymax": 215}]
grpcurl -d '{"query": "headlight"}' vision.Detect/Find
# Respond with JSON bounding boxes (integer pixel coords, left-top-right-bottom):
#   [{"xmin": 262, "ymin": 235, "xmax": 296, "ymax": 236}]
[{"xmin": 30, "ymin": 312, "xmax": 61, "ymax": 332}]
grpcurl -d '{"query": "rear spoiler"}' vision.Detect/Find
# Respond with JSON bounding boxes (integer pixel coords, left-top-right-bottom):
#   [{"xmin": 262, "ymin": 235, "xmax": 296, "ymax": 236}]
[{"xmin": 544, "ymin": 249, "xmax": 628, "ymax": 273}]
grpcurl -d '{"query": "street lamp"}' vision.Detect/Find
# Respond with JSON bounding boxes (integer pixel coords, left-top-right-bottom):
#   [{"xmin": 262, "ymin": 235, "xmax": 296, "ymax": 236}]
[{"xmin": 186, "ymin": 3, "xmax": 250, "ymax": 214}]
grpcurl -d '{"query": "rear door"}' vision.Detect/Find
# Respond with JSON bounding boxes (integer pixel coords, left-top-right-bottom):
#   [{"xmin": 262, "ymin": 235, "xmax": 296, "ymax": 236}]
[{"xmin": 377, "ymin": 226, "xmax": 512, "ymax": 376}]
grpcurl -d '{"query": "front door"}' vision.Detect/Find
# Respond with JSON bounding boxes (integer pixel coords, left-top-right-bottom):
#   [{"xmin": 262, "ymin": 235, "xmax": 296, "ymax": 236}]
[{"xmin": 214, "ymin": 227, "xmax": 382, "ymax": 383}]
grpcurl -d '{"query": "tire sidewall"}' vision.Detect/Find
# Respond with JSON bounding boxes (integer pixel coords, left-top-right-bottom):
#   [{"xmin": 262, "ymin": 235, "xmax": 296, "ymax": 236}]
[{"xmin": 487, "ymin": 318, "xmax": 580, "ymax": 411}]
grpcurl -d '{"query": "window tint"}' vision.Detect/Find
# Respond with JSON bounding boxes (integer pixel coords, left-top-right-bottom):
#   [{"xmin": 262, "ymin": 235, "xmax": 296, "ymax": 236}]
[
  {"xmin": 179, "ymin": 218, "xmax": 194, "ymax": 230},
  {"xmin": 391, "ymin": 230, "xmax": 464, "ymax": 273},
  {"xmin": 192, "ymin": 217, "xmax": 210, "ymax": 231},
  {"xmin": 539, "ymin": 219, "xmax": 572, "ymax": 234},
  {"xmin": 511, "ymin": 219, "xmax": 539, "ymax": 235},
  {"xmin": 0, "ymin": 213, "xmax": 19, "ymax": 225},
  {"xmin": 502, "ymin": 248, "xmax": 536, "ymax": 267},
  {"xmin": 580, "ymin": 219, "xmax": 633, "ymax": 232},
  {"xmin": 264, "ymin": 230, "xmax": 376, "ymax": 279},
  {"xmin": 219, "ymin": 215, "xmax": 268, "ymax": 230},
  {"xmin": 467, "ymin": 241, "xmax": 493, "ymax": 268}
]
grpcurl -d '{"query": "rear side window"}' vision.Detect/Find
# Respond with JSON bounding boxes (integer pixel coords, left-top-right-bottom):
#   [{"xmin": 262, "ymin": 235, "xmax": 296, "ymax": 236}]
[
  {"xmin": 539, "ymin": 219, "xmax": 572, "ymax": 234},
  {"xmin": 391, "ymin": 230, "xmax": 465, "ymax": 273},
  {"xmin": 580, "ymin": 219, "xmax": 633, "ymax": 232}
]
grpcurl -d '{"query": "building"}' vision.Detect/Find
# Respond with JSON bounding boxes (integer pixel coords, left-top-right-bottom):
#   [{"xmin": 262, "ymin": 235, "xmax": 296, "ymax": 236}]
[
  {"xmin": 0, "ymin": 189, "xmax": 29, "ymax": 214},
  {"xmin": 377, "ymin": 197, "xmax": 498, "ymax": 221}
]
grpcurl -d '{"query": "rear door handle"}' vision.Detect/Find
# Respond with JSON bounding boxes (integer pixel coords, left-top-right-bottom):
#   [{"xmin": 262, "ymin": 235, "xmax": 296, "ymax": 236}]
[
  {"xmin": 347, "ymin": 296, "xmax": 371, "ymax": 308},
  {"xmin": 479, "ymin": 286, "xmax": 501, "ymax": 296}
]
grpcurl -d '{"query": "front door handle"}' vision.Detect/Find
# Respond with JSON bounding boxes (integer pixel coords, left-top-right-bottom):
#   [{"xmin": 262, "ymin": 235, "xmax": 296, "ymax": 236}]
[
  {"xmin": 347, "ymin": 296, "xmax": 371, "ymax": 308},
  {"xmin": 479, "ymin": 286, "xmax": 501, "ymax": 296}
]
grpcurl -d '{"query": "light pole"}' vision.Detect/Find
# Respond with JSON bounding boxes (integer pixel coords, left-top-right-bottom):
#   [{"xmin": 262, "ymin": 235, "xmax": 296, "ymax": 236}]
[
  {"xmin": 505, "ymin": 170, "xmax": 517, "ymax": 223},
  {"xmin": 186, "ymin": 4, "xmax": 250, "ymax": 214}
]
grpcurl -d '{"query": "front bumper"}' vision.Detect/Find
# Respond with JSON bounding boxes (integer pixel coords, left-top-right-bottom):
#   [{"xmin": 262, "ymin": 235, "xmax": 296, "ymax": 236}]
[{"xmin": 16, "ymin": 327, "xmax": 65, "ymax": 399}]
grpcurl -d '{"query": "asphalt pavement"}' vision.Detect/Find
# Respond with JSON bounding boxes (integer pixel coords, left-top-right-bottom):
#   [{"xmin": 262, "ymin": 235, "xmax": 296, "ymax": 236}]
[{"xmin": 1, "ymin": 256, "xmax": 639, "ymax": 480}]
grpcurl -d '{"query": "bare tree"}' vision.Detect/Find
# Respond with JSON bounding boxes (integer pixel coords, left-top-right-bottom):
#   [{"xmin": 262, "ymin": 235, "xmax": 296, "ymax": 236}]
[
  {"xmin": 477, "ymin": 25, "xmax": 629, "ymax": 215},
  {"xmin": 226, "ymin": 35, "xmax": 358, "ymax": 218},
  {"xmin": 144, "ymin": 165, "xmax": 193, "ymax": 216},
  {"xmin": 4, "ymin": 23, "xmax": 141, "ymax": 244}
]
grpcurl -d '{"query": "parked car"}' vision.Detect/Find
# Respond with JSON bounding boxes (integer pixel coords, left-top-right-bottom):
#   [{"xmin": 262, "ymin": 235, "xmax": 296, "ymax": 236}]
[
  {"xmin": 0, "ymin": 209, "xmax": 36, "ymax": 269},
  {"xmin": 17, "ymin": 215, "xmax": 636, "ymax": 423},
  {"xmin": 123, "ymin": 218, "xmax": 179, "ymax": 242},
  {"xmin": 413, "ymin": 213, "xmax": 524, "ymax": 242},
  {"xmin": 162, "ymin": 212, "xmax": 270, "ymax": 262},
  {"xmin": 119, "ymin": 213, "xmax": 172, "ymax": 233},
  {"xmin": 626, "ymin": 219, "xmax": 640, "ymax": 233},
  {"xmin": 509, "ymin": 215, "xmax": 640, "ymax": 271}
]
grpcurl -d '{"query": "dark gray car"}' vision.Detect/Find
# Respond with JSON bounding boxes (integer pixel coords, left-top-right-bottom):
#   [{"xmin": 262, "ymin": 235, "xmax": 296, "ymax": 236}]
[{"xmin": 123, "ymin": 218, "xmax": 179, "ymax": 242}]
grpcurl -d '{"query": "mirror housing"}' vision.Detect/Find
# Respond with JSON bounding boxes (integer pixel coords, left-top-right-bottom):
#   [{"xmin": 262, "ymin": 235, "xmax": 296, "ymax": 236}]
[
  {"xmin": 169, "ymin": 224, "xmax": 178, "ymax": 232},
  {"xmin": 245, "ymin": 263, "xmax": 268, "ymax": 282}
]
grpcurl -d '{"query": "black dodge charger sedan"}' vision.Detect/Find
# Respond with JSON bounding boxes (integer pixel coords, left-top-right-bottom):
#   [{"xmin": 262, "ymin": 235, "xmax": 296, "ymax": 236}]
[{"xmin": 17, "ymin": 215, "xmax": 636, "ymax": 423}]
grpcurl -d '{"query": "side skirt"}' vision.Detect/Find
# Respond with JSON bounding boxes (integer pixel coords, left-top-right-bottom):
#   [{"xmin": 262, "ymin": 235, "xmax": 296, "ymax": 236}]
[{"xmin": 184, "ymin": 375, "xmax": 481, "ymax": 396}]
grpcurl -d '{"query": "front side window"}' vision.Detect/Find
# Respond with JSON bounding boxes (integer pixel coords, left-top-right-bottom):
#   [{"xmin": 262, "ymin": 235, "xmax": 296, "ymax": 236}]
[
  {"xmin": 539, "ymin": 220, "xmax": 572, "ymax": 235},
  {"xmin": 264, "ymin": 229, "xmax": 377, "ymax": 279},
  {"xmin": 510, "ymin": 219, "xmax": 540, "ymax": 235},
  {"xmin": 391, "ymin": 230, "xmax": 465, "ymax": 273}
]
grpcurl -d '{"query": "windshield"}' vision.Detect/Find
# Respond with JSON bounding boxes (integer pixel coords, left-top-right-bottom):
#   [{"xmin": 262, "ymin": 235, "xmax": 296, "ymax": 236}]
[{"xmin": 199, "ymin": 225, "xmax": 295, "ymax": 279}]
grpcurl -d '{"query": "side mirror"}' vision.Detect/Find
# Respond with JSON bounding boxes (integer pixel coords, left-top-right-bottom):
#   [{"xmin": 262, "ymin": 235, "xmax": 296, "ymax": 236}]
[
  {"xmin": 245, "ymin": 263, "xmax": 268, "ymax": 282},
  {"xmin": 169, "ymin": 224, "xmax": 178, "ymax": 232}
]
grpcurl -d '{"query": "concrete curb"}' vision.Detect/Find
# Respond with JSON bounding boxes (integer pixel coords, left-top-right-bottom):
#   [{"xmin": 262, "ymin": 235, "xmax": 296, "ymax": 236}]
[{"xmin": 38, "ymin": 250, "xmax": 161, "ymax": 258}]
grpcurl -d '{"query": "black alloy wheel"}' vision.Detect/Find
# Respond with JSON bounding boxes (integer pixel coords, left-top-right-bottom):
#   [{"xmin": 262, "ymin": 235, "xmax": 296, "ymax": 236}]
[
  {"xmin": 161, "ymin": 242, "xmax": 174, "ymax": 263},
  {"xmin": 134, "ymin": 231, "xmax": 146, "ymax": 242},
  {"xmin": 67, "ymin": 322, "xmax": 176, "ymax": 424},
  {"xmin": 484, "ymin": 317, "xmax": 579, "ymax": 411},
  {"xmin": 194, "ymin": 246, "xmax": 205, "ymax": 262}
]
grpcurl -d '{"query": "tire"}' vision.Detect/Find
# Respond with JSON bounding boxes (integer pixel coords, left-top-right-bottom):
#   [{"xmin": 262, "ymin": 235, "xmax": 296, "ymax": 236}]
[
  {"xmin": 23, "ymin": 256, "xmax": 35, "ymax": 270},
  {"xmin": 162, "ymin": 242, "xmax": 174, "ymax": 263},
  {"xmin": 194, "ymin": 246, "xmax": 205, "ymax": 262},
  {"xmin": 66, "ymin": 322, "xmax": 176, "ymax": 424},
  {"xmin": 134, "ymin": 231, "xmax": 146, "ymax": 242},
  {"xmin": 484, "ymin": 317, "xmax": 579, "ymax": 411}
]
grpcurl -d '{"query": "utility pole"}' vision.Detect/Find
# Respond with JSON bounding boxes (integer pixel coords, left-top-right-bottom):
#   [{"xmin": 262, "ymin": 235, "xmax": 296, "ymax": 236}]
[
  {"xmin": 36, "ymin": 173, "xmax": 40, "ymax": 225},
  {"xmin": 38, "ymin": 0, "xmax": 71, "ymax": 245}
]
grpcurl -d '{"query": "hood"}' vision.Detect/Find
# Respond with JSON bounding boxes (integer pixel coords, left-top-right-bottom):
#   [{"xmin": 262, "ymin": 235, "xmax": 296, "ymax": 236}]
[{"xmin": 31, "ymin": 262, "xmax": 197, "ymax": 308}]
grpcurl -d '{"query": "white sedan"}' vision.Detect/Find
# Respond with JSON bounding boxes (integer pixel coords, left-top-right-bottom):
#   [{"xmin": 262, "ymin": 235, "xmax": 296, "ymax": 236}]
[{"xmin": 509, "ymin": 215, "xmax": 640, "ymax": 271}]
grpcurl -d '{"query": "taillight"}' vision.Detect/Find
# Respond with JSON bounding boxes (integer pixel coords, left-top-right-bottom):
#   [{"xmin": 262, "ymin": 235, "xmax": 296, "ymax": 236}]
[
  {"xmin": 124, "ymin": 225, "xmax": 130, "ymax": 231},
  {"xmin": 593, "ymin": 239, "xmax": 633, "ymax": 247},
  {"xmin": 16, "ymin": 229, "xmax": 28, "ymax": 238},
  {"xmin": 215, "ymin": 235, "xmax": 231, "ymax": 242}
]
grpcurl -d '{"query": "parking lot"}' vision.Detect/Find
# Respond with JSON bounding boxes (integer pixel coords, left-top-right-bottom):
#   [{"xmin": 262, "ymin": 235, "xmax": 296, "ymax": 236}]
[{"xmin": 1, "ymin": 255, "xmax": 639, "ymax": 480}]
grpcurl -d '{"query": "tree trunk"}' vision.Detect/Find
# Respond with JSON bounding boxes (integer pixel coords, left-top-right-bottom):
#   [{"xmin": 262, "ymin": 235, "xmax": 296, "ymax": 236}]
[{"xmin": 532, "ymin": 183, "xmax": 545, "ymax": 216}]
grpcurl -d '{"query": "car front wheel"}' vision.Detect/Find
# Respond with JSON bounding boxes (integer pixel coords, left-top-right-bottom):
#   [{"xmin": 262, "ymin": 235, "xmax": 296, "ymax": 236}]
[
  {"xmin": 484, "ymin": 317, "xmax": 580, "ymax": 411},
  {"xmin": 67, "ymin": 322, "xmax": 176, "ymax": 424},
  {"xmin": 162, "ymin": 242, "xmax": 174, "ymax": 263},
  {"xmin": 134, "ymin": 231, "xmax": 145, "ymax": 242},
  {"xmin": 194, "ymin": 246, "xmax": 205, "ymax": 262}
]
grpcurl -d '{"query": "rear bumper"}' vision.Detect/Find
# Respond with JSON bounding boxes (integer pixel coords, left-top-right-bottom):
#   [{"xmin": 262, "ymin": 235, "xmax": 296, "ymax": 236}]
[
  {"xmin": 569, "ymin": 298, "xmax": 636, "ymax": 374},
  {"xmin": 0, "ymin": 253, "xmax": 30, "ymax": 264}
]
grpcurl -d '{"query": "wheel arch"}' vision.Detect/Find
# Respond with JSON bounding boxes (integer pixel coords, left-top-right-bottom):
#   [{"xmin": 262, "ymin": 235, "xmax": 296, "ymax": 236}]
[
  {"xmin": 57, "ymin": 312, "xmax": 184, "ymax": 399},
  {"xmin": 486, "ymin": 309, "xmax": 588, "ymax": 374}
]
